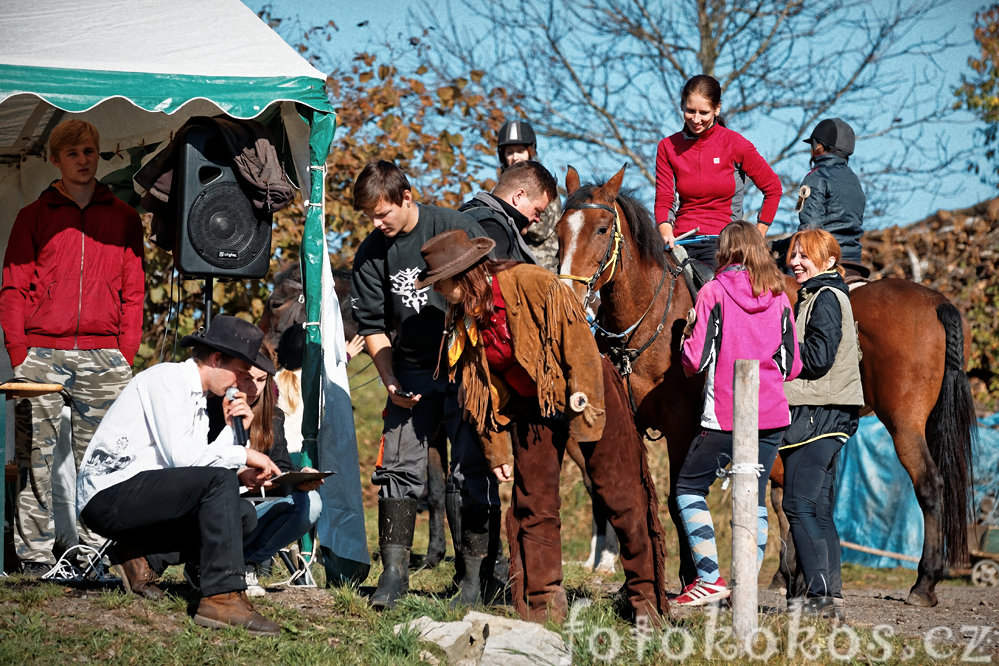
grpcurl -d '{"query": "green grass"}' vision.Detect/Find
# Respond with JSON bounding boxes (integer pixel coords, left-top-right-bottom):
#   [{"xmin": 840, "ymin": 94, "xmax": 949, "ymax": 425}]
[
  {"xmin": 2, "ymin": 569, "xmax": 969, "ymax": 665},
  {"xmin": 0, "ymin": 354, "xmax": 970, "ymax": 663}
]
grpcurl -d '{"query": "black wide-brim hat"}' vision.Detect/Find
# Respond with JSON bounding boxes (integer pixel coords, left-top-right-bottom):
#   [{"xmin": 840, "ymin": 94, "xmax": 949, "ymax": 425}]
[
  {"xmin": 252, "ymin": 350, "xmax": 277, "ymax": 376},
  {"xmin": 180, "ymin": 314, "xmax": 273, "ymax": 373},
  {"xmin": 414, "ymin": 230, "xmax": 496, "ymax": 289}
]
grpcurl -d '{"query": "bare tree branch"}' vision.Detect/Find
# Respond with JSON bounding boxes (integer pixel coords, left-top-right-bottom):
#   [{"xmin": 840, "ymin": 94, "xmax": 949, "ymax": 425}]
[{"xmin": 414, "ymin": 0, "xmax": 980, "ymax": 224}]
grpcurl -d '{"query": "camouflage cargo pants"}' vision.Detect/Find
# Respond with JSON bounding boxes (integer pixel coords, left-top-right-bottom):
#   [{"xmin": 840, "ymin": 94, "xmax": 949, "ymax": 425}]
[{"xmin": 13, "ymin": 348, "xmax": 132, "ymax": 565}]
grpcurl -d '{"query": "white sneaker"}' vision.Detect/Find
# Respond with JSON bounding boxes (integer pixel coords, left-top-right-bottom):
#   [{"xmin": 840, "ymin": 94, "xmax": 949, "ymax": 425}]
[{"xmin": 245, "ymin": 567, "xmax": 266, "ymax": 597}]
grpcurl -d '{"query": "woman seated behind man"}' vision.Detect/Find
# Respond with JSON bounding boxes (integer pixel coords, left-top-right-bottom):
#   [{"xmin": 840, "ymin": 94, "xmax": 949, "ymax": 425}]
[{"xmin": 207, "ymin": 344, "xmax": 324, "ymax": 595}]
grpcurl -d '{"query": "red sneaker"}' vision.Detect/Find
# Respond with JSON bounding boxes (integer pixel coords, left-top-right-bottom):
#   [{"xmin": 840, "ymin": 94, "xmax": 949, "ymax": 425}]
[{"xmin": 673, "ymin": 577, "xmax": 731, "ymax": 606}]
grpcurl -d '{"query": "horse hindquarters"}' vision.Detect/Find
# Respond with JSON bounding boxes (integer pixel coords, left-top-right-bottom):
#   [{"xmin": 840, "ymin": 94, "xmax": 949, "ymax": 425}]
[
  {"xmin": 851, "ymin": 281, "xmax": 974, "ymax": 607},
  {"xmin": 892, "ymin": 301, "xmax": 974, "ymax": 607}
]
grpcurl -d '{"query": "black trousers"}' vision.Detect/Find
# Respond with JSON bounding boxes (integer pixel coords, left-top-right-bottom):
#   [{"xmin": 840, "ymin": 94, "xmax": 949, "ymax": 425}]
[
  {"xmin": 780, "ymin": 437, "xmax": 845, "ymax": 598},
  {"xmin": 81, "ymin": 467, "xmax": 248, "ymax": 597}
]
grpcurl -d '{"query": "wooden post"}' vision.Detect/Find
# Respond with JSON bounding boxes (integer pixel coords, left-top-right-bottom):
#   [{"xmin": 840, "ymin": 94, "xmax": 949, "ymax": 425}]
[{"xmin": 731, "ymin": 359, "xmax": 759, "ymax": 653}]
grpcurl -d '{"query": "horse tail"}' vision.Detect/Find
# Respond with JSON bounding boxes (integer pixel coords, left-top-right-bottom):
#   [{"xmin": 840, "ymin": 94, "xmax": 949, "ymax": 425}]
[{"xmin": 926, "ymin": 302, "xmax": 976, "ymax": 567}]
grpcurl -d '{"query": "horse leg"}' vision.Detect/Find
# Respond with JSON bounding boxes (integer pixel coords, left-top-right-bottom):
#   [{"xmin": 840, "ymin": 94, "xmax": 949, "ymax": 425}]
[
  {"xmin": 664, "ymin": 419, "xmax": 698, "ymax": 588},
  {"xmin": 424, "ymin": 428, "xmax": 448, "ymax": 569},
  {"xmin": 891, "ymin": 424, "xmax": 945, "ymax": 607},
  {"xmin": 567, "ymin": 438, "xmax": 618, "ymax": 573},
  {"xmin": 769, "ymin": 484, "xmax": 790, "ymax": 591}
]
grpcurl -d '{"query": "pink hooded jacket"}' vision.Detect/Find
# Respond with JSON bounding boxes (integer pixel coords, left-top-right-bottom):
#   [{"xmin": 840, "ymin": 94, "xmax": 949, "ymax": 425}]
[{"xmin": 681, "ymin": 266, "xmax": 802, "ymax": 431}]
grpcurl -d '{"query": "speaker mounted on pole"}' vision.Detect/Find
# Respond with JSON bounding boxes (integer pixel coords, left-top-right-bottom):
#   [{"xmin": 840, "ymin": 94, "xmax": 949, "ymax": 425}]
[{"xmin": 173, "ymin": 124, "xmax": 272, "ymax": 279}]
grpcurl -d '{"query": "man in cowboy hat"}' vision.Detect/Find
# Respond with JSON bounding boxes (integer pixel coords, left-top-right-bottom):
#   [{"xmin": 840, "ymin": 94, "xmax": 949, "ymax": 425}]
[
  {"xmin": 75, "ymin": 315, "xmax": 283, "ymax": 636},
  {"xmin": 350, "ymin": 159, "xmax": 498, "ymax": 610}
]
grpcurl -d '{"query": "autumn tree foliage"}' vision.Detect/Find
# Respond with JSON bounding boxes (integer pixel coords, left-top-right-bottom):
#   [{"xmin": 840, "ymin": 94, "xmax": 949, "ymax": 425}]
[
  {"xmin": 135, "ymin": 16, "xmax": 519, "ymax": 368},
  {"xmin": 955, "ymin": 4, "xmax": 999, "ymax": 188},
  {"xmin": 321, "ymin": 51, "xmax": 520, "ymax": 265}
]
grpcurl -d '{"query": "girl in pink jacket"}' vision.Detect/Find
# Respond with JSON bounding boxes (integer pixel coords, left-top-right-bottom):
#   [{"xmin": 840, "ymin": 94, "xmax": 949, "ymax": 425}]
[{"xmin": 673, "ymin": 221, "xmax": 801, "ymax": 606}]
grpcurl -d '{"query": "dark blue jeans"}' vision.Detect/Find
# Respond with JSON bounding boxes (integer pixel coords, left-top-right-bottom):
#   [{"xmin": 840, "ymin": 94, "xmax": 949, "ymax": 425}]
[
  {"xmin": 81, "ymin": 467, "xmax": 247, "ymax": 597},
  {"xmin": 674, "ymin": 428, "xmax": 783, "ymax": 502},
  {"xmin": 372, "ymin": 365, "xmax": 499, "ymax": 510},
  {"xmin": 780, "ymin": 436, "xmax": 845, "ymax": 598}
]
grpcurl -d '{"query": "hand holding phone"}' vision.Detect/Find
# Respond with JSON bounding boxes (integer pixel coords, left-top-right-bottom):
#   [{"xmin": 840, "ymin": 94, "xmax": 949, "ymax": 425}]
[{"xmin": 395, "ymin": 389, "xmax": 414, "ymax": 399}]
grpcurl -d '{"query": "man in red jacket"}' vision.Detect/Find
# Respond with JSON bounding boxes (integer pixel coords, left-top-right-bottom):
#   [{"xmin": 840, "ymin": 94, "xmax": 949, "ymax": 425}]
[{"xmin": 0, "ymin": 119, "xmax": 145, "ymax": 576}]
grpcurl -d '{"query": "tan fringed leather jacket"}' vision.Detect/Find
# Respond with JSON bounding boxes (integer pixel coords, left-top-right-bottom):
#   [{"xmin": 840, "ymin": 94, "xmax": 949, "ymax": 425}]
[{"xmin": 452, "ymin": 264, "xmax": 606, "ymax": 468}]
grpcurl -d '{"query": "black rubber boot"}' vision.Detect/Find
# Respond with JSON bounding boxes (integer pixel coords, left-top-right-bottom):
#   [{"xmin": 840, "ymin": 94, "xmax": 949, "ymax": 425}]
[
  {"xmin": 445, "ymin": 481, "xmax": 464, "ymax": 586},
  {"xmin": 452, "ymin": 506, "xmax": 490, "ymax": 608},
  {"xmin": 370, "ymin": 498, "xmax": 417, "ymax": 610}
]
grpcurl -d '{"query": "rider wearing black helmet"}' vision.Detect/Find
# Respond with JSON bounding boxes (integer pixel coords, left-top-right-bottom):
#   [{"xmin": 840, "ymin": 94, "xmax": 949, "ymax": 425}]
[
  {"xmin": 496, "ymin": 120, "xmax": 561, "ymax": 272},
  {"xmin": 793, "ymin": 118, "xmax": 867, "ymax": 277},
  {"xmin": 497, "ymin": 120, "xmax": 537, "ymax": 167}
]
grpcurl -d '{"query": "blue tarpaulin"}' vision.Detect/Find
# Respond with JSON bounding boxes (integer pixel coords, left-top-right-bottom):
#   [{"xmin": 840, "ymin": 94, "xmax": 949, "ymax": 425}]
[{"xmin": 834, "ymin": 413, "xmax": 999, "ymax": 568}]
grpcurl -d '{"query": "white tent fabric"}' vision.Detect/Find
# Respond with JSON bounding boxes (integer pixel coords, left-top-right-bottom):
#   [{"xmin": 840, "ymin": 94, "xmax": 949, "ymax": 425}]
[
  {"xmin": 0, "ymin": 0, "xmax": 331, "ymax": 244},
  {"xmin": 0, "ymin": 0, "xmax": 369, "ymax": 580},
  {"xmin": 1, "ymin": 2, "xmax": 324, "ymax": 77}
]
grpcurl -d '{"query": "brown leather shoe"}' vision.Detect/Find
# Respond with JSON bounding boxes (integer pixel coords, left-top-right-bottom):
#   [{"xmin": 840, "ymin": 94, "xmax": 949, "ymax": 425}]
[
  {"xmin": 194, "ymin": 591, "xmax": 281, "ymax": 636},
  {"xmin": 111, "ymin": 555, "xmax": 165, "ymax": 601}
]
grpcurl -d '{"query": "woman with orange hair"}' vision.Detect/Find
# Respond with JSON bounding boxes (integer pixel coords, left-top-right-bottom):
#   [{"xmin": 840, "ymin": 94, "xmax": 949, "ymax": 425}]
[{"xmin": 782, "ymin": 228, "xmax": 863, "ymax": 621}]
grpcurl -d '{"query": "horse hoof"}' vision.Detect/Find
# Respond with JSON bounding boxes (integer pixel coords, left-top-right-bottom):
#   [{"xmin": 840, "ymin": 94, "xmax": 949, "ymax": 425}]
[{"xmin": 904, "ymin": 590, "xmax": 937, "ymax": 607}]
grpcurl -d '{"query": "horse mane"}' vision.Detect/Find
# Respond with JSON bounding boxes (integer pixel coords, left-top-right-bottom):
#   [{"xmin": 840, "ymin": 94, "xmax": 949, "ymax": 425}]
[{"xmin": 564, "ymin": 183, "xmax": 666, "ymax": 269}]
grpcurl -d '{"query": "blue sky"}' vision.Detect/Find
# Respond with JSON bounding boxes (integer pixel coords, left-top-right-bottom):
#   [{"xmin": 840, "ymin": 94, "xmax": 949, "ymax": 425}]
[{"xmin": 244, "ymin": 0, "xmax": 996, "ymax": 227}]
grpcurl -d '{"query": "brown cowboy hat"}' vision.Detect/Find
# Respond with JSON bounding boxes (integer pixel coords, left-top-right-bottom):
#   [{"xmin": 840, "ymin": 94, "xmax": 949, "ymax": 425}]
[
  {"xmin": 180, "ymin": 314, "xmax": 273, "ymax": 373},
  {"xmin": 414, "ymin": 230, "xmax": 495, "ymax": 289}
]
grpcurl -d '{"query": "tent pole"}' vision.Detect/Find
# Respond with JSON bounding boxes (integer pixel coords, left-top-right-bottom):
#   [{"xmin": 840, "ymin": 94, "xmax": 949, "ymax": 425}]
[{"xmin": 297, "ymin": 108, "xmax": 370, "ymax": 585}]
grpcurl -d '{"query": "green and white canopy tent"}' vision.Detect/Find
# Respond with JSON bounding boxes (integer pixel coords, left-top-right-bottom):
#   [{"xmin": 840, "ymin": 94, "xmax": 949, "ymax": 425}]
[{"xmin": 0, "ymin": 0, "xmax": 368, "ymax": 582}]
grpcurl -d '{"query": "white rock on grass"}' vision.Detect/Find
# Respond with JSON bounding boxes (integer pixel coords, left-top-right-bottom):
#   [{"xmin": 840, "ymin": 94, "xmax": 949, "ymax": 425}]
[{"xmin": 394, "ymin": 612, "xmax": 571, "ymax": 666}]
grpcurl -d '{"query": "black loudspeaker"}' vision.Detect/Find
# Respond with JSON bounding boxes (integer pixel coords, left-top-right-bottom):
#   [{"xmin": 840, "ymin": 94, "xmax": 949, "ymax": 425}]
[{"xmin": 174, "ymin": 125, "xmax": 272, "ymax": 278}]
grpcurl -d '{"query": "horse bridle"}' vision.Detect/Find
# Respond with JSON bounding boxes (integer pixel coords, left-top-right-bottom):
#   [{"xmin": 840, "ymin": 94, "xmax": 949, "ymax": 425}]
[
  {"xmin": 557, "ymin": 201, "xmax": 622, "ymax": 311},
  {"xmin": 558, "ymin": 197, "xmax": 682, "ymax": 415}
]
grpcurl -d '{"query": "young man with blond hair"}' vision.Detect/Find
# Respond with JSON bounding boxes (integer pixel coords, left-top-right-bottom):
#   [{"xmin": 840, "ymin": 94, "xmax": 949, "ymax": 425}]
[{"xmin": 0, "ymin": 118, "xmax": 145, "ymax": 575}]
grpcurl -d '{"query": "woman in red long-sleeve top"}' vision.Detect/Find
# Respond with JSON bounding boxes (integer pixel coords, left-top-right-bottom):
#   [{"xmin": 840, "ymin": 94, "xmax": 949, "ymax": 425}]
[{"xmin": 655, "ymin": 74, "xmax": 782, "ymax": 268}]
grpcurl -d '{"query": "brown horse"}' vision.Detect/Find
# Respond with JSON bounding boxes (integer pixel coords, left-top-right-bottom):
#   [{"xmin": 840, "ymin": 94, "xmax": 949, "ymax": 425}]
[
  {"xmin": 557, "ymin": 165, "xmax": 975, "ymax": 607},
  {"xmin": 259, "ymin": 262, "xmax": 358, "ymax": 361}
]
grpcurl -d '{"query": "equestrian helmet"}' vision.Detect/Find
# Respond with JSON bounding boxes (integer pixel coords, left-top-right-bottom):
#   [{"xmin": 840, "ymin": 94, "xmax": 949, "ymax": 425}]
[
  {"xmin": 497, "ymin": 120, "xmax": 536, "ymax": 164},
  {"xmin": 803, "ymin": 118, "xmax": 855, "ymax": 157}
]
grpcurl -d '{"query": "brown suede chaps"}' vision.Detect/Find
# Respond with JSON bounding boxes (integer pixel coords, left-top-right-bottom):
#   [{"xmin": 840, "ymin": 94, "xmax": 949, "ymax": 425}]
[{"xmin": 506, "ymin": 356, "xmax": 668, "ymax": 624}]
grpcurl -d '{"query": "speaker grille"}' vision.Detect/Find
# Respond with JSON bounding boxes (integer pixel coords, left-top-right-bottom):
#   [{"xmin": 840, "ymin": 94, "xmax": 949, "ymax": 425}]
[{"xmin": 187, "ymin": 182, "xmax": 269, "ymax": 269}]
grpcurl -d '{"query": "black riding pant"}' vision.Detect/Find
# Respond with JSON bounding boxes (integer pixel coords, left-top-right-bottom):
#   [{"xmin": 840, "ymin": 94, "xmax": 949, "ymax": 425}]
[
  {"xmin": 780, "ymin": 436, "xmax": 845, "ymax": 598},
  {"xmin": 81, "ymin": 467, "xmax": 248, "ymax": 597}
]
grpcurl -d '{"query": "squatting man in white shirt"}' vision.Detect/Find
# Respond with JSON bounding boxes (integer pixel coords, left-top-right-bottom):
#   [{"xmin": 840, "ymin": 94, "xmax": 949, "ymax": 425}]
[{"xmin": 76, "ymin": 315, "xmax": 284, "ymax": 636}]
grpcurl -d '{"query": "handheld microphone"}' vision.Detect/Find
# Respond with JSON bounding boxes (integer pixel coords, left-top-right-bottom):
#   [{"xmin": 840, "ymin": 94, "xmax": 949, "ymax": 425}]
[{"xmin": 225, "ymin": 387, "xmax": 248, "ymax": 447}]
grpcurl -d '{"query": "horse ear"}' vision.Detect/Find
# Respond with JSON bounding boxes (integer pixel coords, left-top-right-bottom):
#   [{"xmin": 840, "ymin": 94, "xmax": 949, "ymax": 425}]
[
  {"xmin": 565, "ymin": 165, "xmax": 580, "ymax": 195},
  {"xmin": 603, "ymin": 164, "xmax": 627, "ymax": 199}
]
